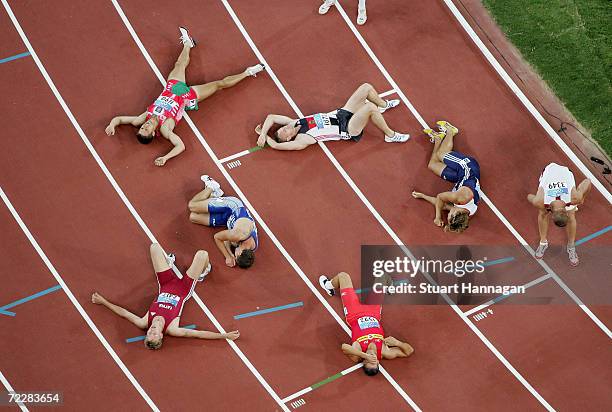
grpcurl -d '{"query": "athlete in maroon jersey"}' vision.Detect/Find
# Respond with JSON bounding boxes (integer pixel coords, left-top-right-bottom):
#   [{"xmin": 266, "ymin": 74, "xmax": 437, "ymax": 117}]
[
  {"xmin": 105, "ymin": 27, "xmax": 264, "ymax": 166},
  {"xmin": 92, "ymin": 243, "xmax": 239, "ymax": 350},
  {"xmin": 319, "ymin": 272, "xmax": 413, "ymax": 375}
]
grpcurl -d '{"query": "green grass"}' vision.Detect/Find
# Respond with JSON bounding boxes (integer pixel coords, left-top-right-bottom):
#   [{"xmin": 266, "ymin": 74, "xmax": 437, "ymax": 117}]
[{"xmin": 482, "ymin": 0, "xmax": 611, "ymax": 156}]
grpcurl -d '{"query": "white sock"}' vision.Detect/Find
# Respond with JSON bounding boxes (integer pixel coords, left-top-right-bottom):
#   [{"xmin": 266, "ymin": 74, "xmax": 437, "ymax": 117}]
[{"xmin": 358, "ymin": 0, "xmax": 366, "ymax": 9}]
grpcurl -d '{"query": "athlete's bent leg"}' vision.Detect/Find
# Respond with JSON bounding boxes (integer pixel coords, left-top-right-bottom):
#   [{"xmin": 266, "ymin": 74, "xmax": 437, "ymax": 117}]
[
  {"xmin": 186, "ymin": 250, "xmax": 209, "ymax": 280},
  {"xmin": 566, "ymin": 211, "xmax": 577, "ymax": 246},
  {"xmin": 343, "ymin": 83, "xmax": 386, "ymax": 113},
  {"xmin": 150, "ymin": 243, "xmax": 172, "ymax": 273},
  {"xmin": 188, "ymin": 188, "xmax": 214, "ymax": 211},
  {"xmin": 331, "ymin": 272, "xmax": 354, "ymax": 290},
  {"xmin": 427, "ymin": 137, "xmax": 447, "ymax": 177},
  {"xmin": 167, "ymin": 45, "xmax": 191, "ymax": 82},
  {"xmin": 192, "ymin": 70, "xmax": 251, "ymax": 102},
  {"xmin": 347, "ymin": 102, "xmax": 394, "ymax": 137},
  {"xmin": 537, "ymin": 209, "xmax": 550, "ymax": 243}
]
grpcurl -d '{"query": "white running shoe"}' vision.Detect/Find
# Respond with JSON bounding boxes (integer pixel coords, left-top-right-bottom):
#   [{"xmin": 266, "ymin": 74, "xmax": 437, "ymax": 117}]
[
  {"xmin": 200, "ymin": 175, "xmax": 224, "ymax": 198},
  {"xmin": 166, "ymin": 252, "xmax": 176, "ymax": 266},
  {"xmin": 319, "ymin": 0, "xmax": 336, "ymax": 15},
  {"xmin": 380, "ymin": 99, "xmax": 400, "ymax": 113},
  {"xmin": 385, "ymin": 132, "xmax": 410, "ymax": 143},
  {"xmin": 179, "ymin": 26, "xmax": 196, "ymax": 48},
  {"xmin": 357, "ymin": 8, "xmax": 367, "ymax": 25},
  {"xmin": 534, "ymin": 241, "xmax": 548, "ymax": 259},
  {"xmin": 319, "ymin": 275, "xmax": 335, "ymax": 296},
  {"xmin": 198, "ymin": 263, "xmax": 212, "ymax": 282},
  {"xmin": 246, "ymin": 64, "xmax": 265, "ymax": 77},
  {"xmin": 567, "ymin": 245, "xmax": 579, "ymax": 266}
]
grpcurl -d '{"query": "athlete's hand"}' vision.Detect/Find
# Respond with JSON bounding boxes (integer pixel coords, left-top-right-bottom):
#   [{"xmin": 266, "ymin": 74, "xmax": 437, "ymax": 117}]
[
  {"xmin": 91, "ymin": 292, "xmax": 104, "ymax": 304},
  {"xmin": 223, "ymin": 330, "xmax": 240, "ymax": 340},
  {"xmin": 255, "ymin": 124, "xmax": 262, "ymax": 134},
  {"xmin": 225, "ymin": 256, "xmax": 236, "ymax": 267},
  {"xmin": 434, "ymin": 218, "xmax": 444, "ymax": 227},
  {"xmin": 105, "ymin": 124, "xmax": 115, "ymax": 136},
  {"xmin": 363, "ymin": 353, "xmax": 377, "ymax": 364},
  {"xmin": 154, "ymin": 157, "xmax": 167, "ymax": 167}
]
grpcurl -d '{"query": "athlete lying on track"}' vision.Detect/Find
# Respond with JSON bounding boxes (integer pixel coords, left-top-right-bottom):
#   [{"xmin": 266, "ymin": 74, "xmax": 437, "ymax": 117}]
[
  {"xmin": 527, "ymin": 163, "xmax": 591, "ymax": 266},
  {"xmin": 188, "ymin": 175, "xmax": 258, "ymax": 268},
  {"xmin": 412, "ymin": 121, "xmax": 481, "ymax": 233},
  {"xmin": 91, "ymin": 243, "xmax": 239, "ymax": 350},
  {"xmin": 319, "ymin": 272, "xmax": 414, "ymax": 376},
  {"xmin": 105, "ymin": 27, "xmax": 264, "ymax": 166},
  {"xmin": 255, "ymin": 83, "xmax": 409, "ymax": 151}
]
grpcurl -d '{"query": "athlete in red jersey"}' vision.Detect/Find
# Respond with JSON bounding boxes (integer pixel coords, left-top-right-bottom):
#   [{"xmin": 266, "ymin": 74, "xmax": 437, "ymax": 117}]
[
  {"xmin": 319, "ymin": 272, "xmax": 413, "ymax": 375},
  {"xmin": 105, "ymin": 27, "xmax": 265, "ymax": 166},
  {"xmin": 92, "ymin": 243, "xmax": 239, "ymax": 350}
]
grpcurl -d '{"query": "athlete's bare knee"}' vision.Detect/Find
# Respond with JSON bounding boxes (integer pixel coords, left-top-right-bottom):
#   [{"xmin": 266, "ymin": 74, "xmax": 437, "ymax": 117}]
[
  {"xmin": 337, "ymin": 272, "xmax": 351, "ymax": 282},
  {"xmin": 189, "ymin": 212, "xmax": 200, "ymax": 223},
  {"xmin": 150, "ymin": 243, "xmax": 162, "ymax": 253},
  {"xmin": 195, "ymin": 250, "xmax": 209, "ymax": 263},
  {"xmin": 359, "ymin": 82, "xmax": 373, "ymax": 92}
]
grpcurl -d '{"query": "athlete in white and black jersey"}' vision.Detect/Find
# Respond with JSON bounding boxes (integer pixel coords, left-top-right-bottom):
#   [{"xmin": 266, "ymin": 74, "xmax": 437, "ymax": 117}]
[
  {"xmin": 527, "ymin": 163, "xmax": 591, "ymax": 266},
  {"xmin": 255, "ymin": 83, "xmax": 410, "ymax": 151}
]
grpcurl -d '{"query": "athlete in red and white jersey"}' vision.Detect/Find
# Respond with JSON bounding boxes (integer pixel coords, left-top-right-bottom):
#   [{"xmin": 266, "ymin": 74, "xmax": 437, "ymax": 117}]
[
  {"xmin": 255, "ymin": 83, "xmax": 410, "ymax": 151},
  {"xmin": 528, "ymin": 163, "xmax": 592, "ymax": 265},
  {"xmin": 105, "ymin": 27, "xmax": 265, "ymax": 166},
  {"xmin": 92, "ymin": 243, "xmax": 239, "ymax": 350},
  {"xmin": 319, "ymin": 272, "xmax": 413, "ymax": 376}
]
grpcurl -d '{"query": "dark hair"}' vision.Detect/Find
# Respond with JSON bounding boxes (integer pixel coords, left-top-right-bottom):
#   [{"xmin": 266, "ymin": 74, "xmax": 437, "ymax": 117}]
[
  {"xmin": 136, "ymin": 132, "xmax": 154, "ymax": 145},
  {"xmin": 144, "ymin": 338, "xmax": 162, "ymax": 350},
  {"xmin": 363, "ymin": 365, "xmax": 379, "ymax": 376},
  {"xmin": 449, "ymin": 211, "xmax": 469, "ymax": 232},
  {"xmin": 552, "ymin": 210, "xmax": 568, "ymax": 227},
  {"xmin": 236, "ymin": 249, "xmax": 255, "ymax": 268}
]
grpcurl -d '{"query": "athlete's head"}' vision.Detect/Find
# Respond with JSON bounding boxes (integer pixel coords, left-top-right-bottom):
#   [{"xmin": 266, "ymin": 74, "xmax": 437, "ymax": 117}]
[
  {"xmin": 363, "ymin": 342, "xmax": 380, "ymax": 376},
  {"xmin": 235, "ymin": 240, "xmax": 255, "ymax": 268},
  {"xmin": 447, "ymin": 207, "xmax": 469, "ymax": 233},
  {"xmin": 144, "ymin": 316, "xmax": 164, "ymax": 350},
  {"xmin": 550, "ymin": 200, "xmax": 568, "ymax": 227},
  {"xmin": 136, "ymin": 119, "xmax": 156, "ymax": 144},
  {"xmin": 275, "ymin": 123, "xmax": 300, "ymax": 142}
]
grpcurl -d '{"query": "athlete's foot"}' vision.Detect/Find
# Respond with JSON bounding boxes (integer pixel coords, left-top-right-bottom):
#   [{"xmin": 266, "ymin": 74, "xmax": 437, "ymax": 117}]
[
  {"xmin": 179, "ymin": 26, "xmax": 196, "ymax": 48},
  {"xmin": 385, "ymin": 132, "xmax": 410, "ymax": 143},
  {"xmin": 534, "ymin": 241, "xmax": 548, "ymax": 259},
  {"xmin": 423, "ymin": 128, "xmax": 446, "ymax": 143},
  {"xmin": 201, "ymin": 175, "xmax": 224, "ymax": 198},
  {"xmin": 319, "ymin": 0, "xmax": 336, "ymax": 15},
  {"xmin": 246, "ymin": 64, "xmax": 265, "ymax": 77},
  {"xmin": 357, "ymin": 8, "xmax": 367, "ymax": 25},
  {"xmin": 436, "ymin": 120, "xmax": 459, "ymax": 134},
  {"xmin": 319, "ymin": 275, "xmax": 335, "ymax": 296},
  {"xmin": 567, "ymin": 245, "xmax": 579, "ymax": 266},
  {"xmin": 166, "ymin": 252, "xmax": 176, "ymax": 266},
  {"xmin": 379, "ymin": 99, "xmax": 400, "ymax": 113},
  {"xmin": 198, "ymin": 263, "xmax": 212, "ymax": 282}
]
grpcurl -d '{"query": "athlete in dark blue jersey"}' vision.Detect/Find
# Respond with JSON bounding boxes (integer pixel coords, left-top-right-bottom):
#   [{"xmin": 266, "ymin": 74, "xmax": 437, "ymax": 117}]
[
  {"xmin": 412, "ymin": 121, "xmax": 481, "ymax": 233},
  {"xmin": 188, "ymin": 176, "xmax": 258, "ymax": 268}
]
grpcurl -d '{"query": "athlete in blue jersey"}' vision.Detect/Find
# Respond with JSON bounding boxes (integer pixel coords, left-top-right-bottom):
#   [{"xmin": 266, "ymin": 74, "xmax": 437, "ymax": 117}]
[
  {"xmin": 412, "ymin": 121, "xmax": 480, "ymax": 233},
  {"xmin": 188, "ymin": 176, "xmax": 258, "ymax": 268}
]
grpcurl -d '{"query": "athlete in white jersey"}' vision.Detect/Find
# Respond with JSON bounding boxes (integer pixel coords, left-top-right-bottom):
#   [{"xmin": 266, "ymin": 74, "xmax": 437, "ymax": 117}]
[
  {"xmin": 527, "ymin": 163, "xmax": 591, "ymax": 266},
  {"xmin": 255, "ymin": 83, "xmax": 410, "ymax": 151}
]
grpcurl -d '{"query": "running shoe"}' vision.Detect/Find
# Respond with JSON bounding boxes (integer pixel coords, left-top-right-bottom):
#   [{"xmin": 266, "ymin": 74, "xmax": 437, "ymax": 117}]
[
  {"xmin": 201, "ymin": 175, "xmax": 224, "ymax": 198},
  {"xmin": 166, "ymin": 252, "xmax": 176, "ymax": 266},
  {"xmin": 198, "ymin": 263, "xmax": 212, "ymax": 282},
  {"xmin": 246, "ymin": 64, "xmax": 265, "ymax": 77},
  {"xmin": 179, "ymin": 26, "xmax": 196, "ymax": 48},
  {"xmin": 385, "ymin": 132, "xmax": 410, "ymax": 143},
  {"xmin": 319, "ymin": 275, "xmax": 335, "ymax": 296},
  {"xmin": 436, "ymin": 120, "xmax": 459, "ymax": 134},
  {"xmin": 319, "ymin": 0, "xmax": 336, "ymax": 15},
  {"xmin": 380, "ymin": 99, "xmax": 400, "ymax": 113},
  {"xmin": 357, "ymin": 7, "xmax": 367, "ymax": 25},
  {"xmin": 534, "ymin": 241, "xmax": 548, "ymax": 259},
  {"xmin": 567, "ymin": 245, "xmax": 579, "ymax": 266},
  {"xmin": 423, "ymin": 128, "xmax": 446, "ymax": 143}
]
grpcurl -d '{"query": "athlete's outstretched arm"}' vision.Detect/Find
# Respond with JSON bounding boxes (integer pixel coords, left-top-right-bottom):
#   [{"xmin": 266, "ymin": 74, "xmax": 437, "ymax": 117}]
[
  {"xmin": 213, "ymin": 229, "xmax": 243, "ymax": 267},
  {"xmin": 527, "ymin": 187, "xmax": 545, "ymax": 209},
  {"xmin": 155, "ymin": 129, "xmax": 186, "ymax": 167},
  {"xmin": 382, "ymin": 336, "xmax": 414, "ymax": 359},
  {"xmin": 91, "ymin": 292, "xmax": 147, "ymax": 329},
  {"xmin": 167, "ymin": 327, "xmax": 240, "ymax": 340},
  {"xmin": 572, "ymin": 178, "xmax": 592, "ymax": 205},
  {"xmin": 256, "ymin": 114, "xmax": 295, "ymax": 147},
  {"xmin": 266, "ymin": 135, "xmax": 312, "ymax": 151},
  {"xmin": 105, "ymin": 112, "xmax": 147, "ymax": 135}
]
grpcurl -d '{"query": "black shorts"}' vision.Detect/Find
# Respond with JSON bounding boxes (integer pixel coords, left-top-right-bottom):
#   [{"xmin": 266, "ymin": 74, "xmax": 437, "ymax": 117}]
[{"xmin": 337, "ymin": 108, "xmax": 363, "ymax": 142}]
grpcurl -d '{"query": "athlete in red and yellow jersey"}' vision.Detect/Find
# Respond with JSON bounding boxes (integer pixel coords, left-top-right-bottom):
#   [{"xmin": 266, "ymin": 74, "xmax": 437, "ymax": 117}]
[
  {"xmin": 319, "ymin": 272, "xmax": 414, "ymax": 375},
  {"xmin": 105, "ymin": 27, "xmax": 265, "ymax": 167}
]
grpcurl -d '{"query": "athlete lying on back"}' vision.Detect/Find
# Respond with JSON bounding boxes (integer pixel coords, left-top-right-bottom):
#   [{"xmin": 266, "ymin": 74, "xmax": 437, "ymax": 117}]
[{"xmin": 255, "ymin": 83, "xmax": 409, "ymax": 151}]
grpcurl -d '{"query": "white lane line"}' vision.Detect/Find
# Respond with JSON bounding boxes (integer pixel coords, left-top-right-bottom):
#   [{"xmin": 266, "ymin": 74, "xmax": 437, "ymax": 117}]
[
  {"xmin": 0, "ymin": 187, "xmax": 158, "ymax": 412},
  {"xmin": 379, "ymin": 89, "xmax": 397, "ymax": 98},
  {"xmin": 463, "ymin": 273, "xmax": 553, "ymax": 317},
  {"xmin": 332, "ymin": 0, "xmax": 610, "ymax": 339},
  {"xmin": 4, "ymin": 3, "xmax": 288, "ymax": 410},
  {"xmin": 280, "ymin": 363, "xmax": 362, "ymax": 404},
  {"xmin": 443, "ymin": 0, "xmax": 611, "ymax": 203},
  {"xmin": 0, "ymin": 371, "xmax": 28, "ymax": 412},
  {"xmin": 218, "ymin": 149, "xmax": 250, "ymax": 164}
]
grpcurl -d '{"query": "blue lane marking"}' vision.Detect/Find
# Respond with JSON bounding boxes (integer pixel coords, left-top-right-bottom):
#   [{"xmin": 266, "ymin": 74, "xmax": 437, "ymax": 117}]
[
  {"xmin": 575, "ymin": 225, "xmax": 611, "ymax": 246},
  {"xmin": 483, "ymin": 257, "xmax": 515, "ymax": 267},
  {"xmin": 0, "ymin": 309, "xmax": 16, "ymax": 317},
  {"xmin": 0, "ymin": 51, "xmax": 31, "ymax": 64},
  {"xmin": 126, "ymin": 324, "xmax": 196, "ymax": 343},
  {"xmin": 0, "ymin": 285, "xmax": 62, "ymax": 316},
  {"xmin": 234, "ymin": 301, "xmax": 303, "ymax": 320}
]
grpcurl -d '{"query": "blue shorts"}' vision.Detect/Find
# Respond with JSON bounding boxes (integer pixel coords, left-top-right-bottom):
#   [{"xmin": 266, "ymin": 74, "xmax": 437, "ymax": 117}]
[
  {"xmin": 207, "ymin": 197, "xmax": 243, "ymax": 227},
  {"xmin": 441, "ymin": 151, "xmax": 481, "ymax": 183}
]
